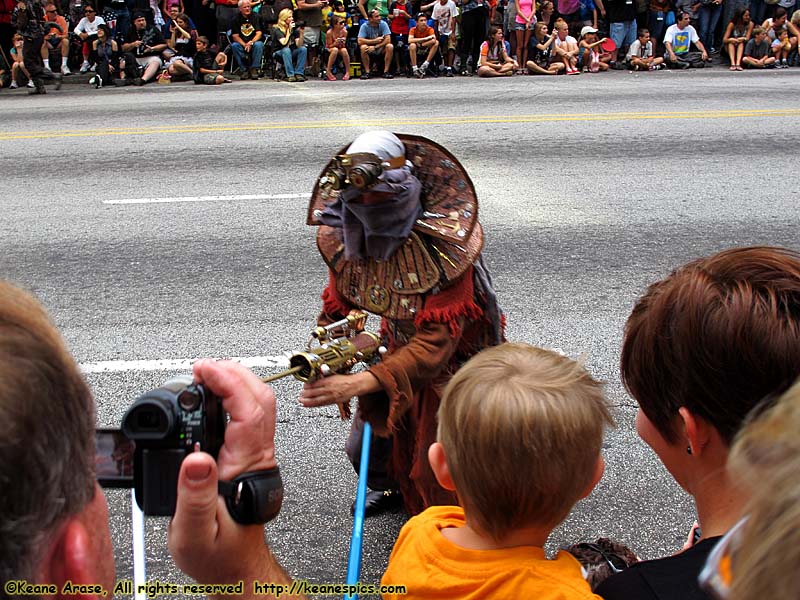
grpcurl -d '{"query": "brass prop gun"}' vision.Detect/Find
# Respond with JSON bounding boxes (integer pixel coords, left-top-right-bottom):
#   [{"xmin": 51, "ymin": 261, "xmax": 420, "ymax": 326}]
[{"xmin": 261, "ymin": 312, "xmax": 386, "ymax": 385}]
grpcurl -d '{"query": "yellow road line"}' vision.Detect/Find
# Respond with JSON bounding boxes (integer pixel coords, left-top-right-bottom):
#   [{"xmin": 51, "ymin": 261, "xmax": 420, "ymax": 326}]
[{"xmin": 1, "ymin": 109, "xmax": 798, "ymax": 140}]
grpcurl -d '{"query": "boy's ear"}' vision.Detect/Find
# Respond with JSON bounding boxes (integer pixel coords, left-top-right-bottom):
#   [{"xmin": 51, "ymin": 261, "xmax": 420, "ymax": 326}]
[
  {"xmin": 428, "ymin": 442, "xmax": 456, "ymax": 491},
  {"xmin": 580, "ymin": 455, "xmax": 605, "ymax": 499}
]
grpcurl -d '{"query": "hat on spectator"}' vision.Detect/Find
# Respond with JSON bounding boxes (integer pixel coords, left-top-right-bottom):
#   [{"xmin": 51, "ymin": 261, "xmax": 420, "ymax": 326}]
[
  {"xmin": 132, "ymin": 10, "xmax": 146, "ymax": 19},
  {"xmin": 580, "ymin": 25, "xmax": 598, "ymax": 37}
]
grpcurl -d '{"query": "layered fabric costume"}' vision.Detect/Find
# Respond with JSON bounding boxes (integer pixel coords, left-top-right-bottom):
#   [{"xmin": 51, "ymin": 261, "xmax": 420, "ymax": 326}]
[{"xmin": 308, "ymin": 133, "xmax": 504, "ymax": 515}]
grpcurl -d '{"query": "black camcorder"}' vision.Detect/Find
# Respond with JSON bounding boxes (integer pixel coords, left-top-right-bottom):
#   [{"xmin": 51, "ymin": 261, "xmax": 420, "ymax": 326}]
[{"xmin": 96, "ymin": 375, "xmax": 225, "ymax": 516}]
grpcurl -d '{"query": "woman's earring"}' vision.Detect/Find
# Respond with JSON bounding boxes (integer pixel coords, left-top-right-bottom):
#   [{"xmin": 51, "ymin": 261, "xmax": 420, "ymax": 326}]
[{"xmin": 686, "ymin": 446, "xmax": 692, "ymax": 455}]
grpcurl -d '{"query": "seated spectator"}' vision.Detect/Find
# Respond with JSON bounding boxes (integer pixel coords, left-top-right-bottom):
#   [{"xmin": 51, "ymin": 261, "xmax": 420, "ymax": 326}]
[
  {"xmin": 552, "ymin": 17, "xmax": 580, "ymax": 73},
  {"xmin": 9, "ymin": 33, "xmax": 32, "ymax": 89},
  {"xmin": 388, "ymin": 0, "xmax": 411, "ymax": 74},
  {"xmin": 42, "ymin": 2, "xmax": 69, "ymax": 74},
  {"xmin": 193, "ymin": 34, "xmax": 232, "ymax": 82},
  {"xmin": 295, "ymin": 0, "xmax": 325, "ymax": 76},
  {"xmin": 700, "ymin": 379, "xmax": 800, "ymax": 600},
  {"xmin": 579, "ymin": 25, "xmax": 612, "ymax": 71},
  {"xmin": 626, "ymin": 27, "xmax": 664, "ymax": 69},
  {"xmin": 357, "ymin": 8, "xmax": 394, "ymax": 78},
  {"xmin": 430, "ymin": 0, "xmax": 457, "ymax": 75},
  {"xmin": 166, "ymin": 12, "xmax": 196, "ymax": 79},
  {"xmin": 91, "ymin": 23, "xmax": 120, "ymax": 86},
  {"xmin": 595, "ymin": 246, "xmax": 800, "ymax": 600},
  {"xmin": 477, "ymin": 25, "xmax": 515, "ymax": 75},
  {"xmin": 663, "ymin": 10, "xmax": 708, "ymax": 68},
  {"xmin": 0, "ymin": 280, "xmax": 287, "ymax": 598},
  {"xmin": 526, "ymin": 21, "xmax": 564, "ymax": 73},
  {"xmin": 121, "ymin": 12, "xmax": 168, "ymax": 85},
  {"xmin": 741, "ymin": 25, "xmax": 775, "ymax": 67},
  {"xmin": 513, "ymin": 0, "xmax": 534, "ymax": 73},
  {"xmin": 231, "ymin": 0, "xmax": 264, "ymax": 79},
  {"xmin": 74, "ymin": 4, "xmax": 106, "ymax": 73},
  {"xmin": 762, "ymin": 7, "xmax": 799, "ymax": 68},
  {"xmin": 324, "ymin": 15, "xmax": 351, "ymax": 79},
  {"xmin": 381, "ymin": 342, "xmax": 613, "ymax": 598},
  {"xmin": 722, "ymin": 8, "xmax": 752, "ymax": 70},
  {"xmin": 272, "ymin": 8, "xmax": 308, "ymax": 81},
  {"xmin": 408, "ymin": 13, "xmax": 438, "ymax": 77},
  {"xmin": 771, "ymin": 28, "xmax": 792, "ymax": 67}
]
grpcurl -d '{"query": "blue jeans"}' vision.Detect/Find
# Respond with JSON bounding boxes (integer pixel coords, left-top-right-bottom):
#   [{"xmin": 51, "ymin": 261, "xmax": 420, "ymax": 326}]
[
  {"xmin": 232, "ymin": 41, "xmax": 264, "ymax": 70},
  {"xmin": 697, "ymin": 2, "xmax": 722, "ymax": 50},
  {"xmin": 275, "ymin": 45, "xmax": 307, "ymax": 76}
]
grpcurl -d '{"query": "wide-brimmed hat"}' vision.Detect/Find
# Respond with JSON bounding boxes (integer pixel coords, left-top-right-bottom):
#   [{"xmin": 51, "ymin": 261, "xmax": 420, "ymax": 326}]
[{"xmin": 308, "ymin": 133, "xmax": 483, "ymax": 275}]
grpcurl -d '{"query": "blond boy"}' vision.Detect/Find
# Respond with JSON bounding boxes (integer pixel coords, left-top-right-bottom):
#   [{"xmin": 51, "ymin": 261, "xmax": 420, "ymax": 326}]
[{"xmin": 382, "ymin": 342, "xmax": 613, "ymax": 599}]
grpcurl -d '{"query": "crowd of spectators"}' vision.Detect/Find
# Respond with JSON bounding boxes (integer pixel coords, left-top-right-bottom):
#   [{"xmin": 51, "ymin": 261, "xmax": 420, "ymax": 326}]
[{"xmin": 1, "ymin": 0, "xmax": 798, "ymax": 90}]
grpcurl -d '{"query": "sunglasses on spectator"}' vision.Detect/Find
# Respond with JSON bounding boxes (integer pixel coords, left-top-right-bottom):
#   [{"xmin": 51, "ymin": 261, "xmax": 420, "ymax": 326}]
[
  {"xmin": 698, "ymin": 517, "xmax": 749, "ymax": 600},
  {"xmin": 570, "ymin": 543, "xmax": 626, "ymax": 574},
  {"xmin": 85, "ymin": 8, "xmax": 95, "ymax": 13}
]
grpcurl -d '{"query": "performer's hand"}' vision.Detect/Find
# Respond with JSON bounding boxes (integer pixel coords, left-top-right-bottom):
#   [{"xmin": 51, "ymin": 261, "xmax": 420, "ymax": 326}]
[
  {"xmin": 169, "ymin": 360, "xmax": 277, "ymax": 587},
  {"xmin": 299, "ymin": 372, "xmax": 379, "ymax": 407}
]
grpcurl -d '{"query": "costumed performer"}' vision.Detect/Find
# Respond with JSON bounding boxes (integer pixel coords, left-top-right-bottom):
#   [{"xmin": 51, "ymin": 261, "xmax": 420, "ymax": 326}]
[{"xmin": 299, "ymin": 130, "xmax": 504, "ymax": 516}]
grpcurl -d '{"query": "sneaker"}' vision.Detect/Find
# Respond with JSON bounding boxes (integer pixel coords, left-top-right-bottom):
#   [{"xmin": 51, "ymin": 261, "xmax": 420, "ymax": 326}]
[
  {"xmin": 412, "ymin": 65, "xmax": 419, "ymax": 77},
  {"xmin": 27, "ymin": 79, "xmax": 35, "ymax": 88},
  {"xmin": 89, "ymin": 63, "xmax": 96, "ymax": 72},
  {"xmin": 286, "ymin": 75, "xmax": 297, "ymax": 82},
  {"xmin": 446, "ymin": 66, "xmax": 453, "ymax": 77},
  {"xmin": 421, "ymin": 60, "xmax": 429, "ymax": 74},
  {"xmin": 296, "ymin": 73, "xmax": 307, "ymax": 81},
  {"xmin": 113, "ymin": 78, "xmax": 129, "ymax": 86},
  {"xmin": 61, "ymin": 64, "xmax": 71, "ymax": 75},
  {"xmin": 359, "ymin": 73, "xmax": 369, "ymax": 80},
  {"xmin": 383, "ymin": 72, "xmax": 394, "ymax": 79},
  {"xmin": 80, "ymin": 60, "xmax": 90, "ymax": 73},
  {"xmin": 249, "ymin": 67, "xmax": 260, "ymax": 79},
  {"xmin": 633, "ymin": 64, "xmax": 640, "ymax": 71},
  {"xmin": 89, "ymin": 74, "xmax": 101, "ymax": 88},
  {"xmin": 9, "ymin": 80, "xmax": 18, "ymax": 89},
  {"xmin": 239, "ymin": 70, "xmax": 250, "ymax": 80},
  {"xmin": 610, "ymin": 61, "xmax": 624, "ymax": 70},
  {"xmin": 133, "ymin": 77, "xmax": 145, "ymax": 86},
  {"xmin": 781, "ymin": 60, "xmax": 789, "ymax": 68},
  {"xmin": 54, "ymin": 74, "xmax": 62, "ymax": 90}
]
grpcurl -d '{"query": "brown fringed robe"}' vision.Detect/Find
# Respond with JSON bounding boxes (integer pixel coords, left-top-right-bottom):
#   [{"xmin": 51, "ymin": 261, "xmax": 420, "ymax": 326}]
[{"xmin": 319, "ymin": 266, "xmax": 497, "ymax": 515}]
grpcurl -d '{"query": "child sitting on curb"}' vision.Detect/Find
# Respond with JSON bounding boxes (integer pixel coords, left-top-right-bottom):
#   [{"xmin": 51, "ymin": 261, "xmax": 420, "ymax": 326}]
[
  {"xmin": 626, "ymin": 28, "xmax": 664, "ymax": 70},
  {"xmin": 381, "ymin": 342, "xmax": 614, "ymax": 599}
]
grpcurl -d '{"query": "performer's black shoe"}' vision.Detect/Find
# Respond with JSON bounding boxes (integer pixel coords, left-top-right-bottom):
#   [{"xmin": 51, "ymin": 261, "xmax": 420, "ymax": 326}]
[{"xmin": 351, "ymin": 489, "xmax": 403, "ymax": 518}]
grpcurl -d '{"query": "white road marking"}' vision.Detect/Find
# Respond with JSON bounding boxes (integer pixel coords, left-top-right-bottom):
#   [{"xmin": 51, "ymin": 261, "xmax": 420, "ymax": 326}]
[
  {"xmin": 80, "ymin": 355, "xmax": 290, "ymax": 374},
  {"xmin": 104, "ymin": 193, "xmax": 311, "ymax": 205}
]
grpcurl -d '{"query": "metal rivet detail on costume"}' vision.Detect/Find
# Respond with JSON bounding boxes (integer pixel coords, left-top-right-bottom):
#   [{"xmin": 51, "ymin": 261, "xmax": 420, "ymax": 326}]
[
  {"xmin": 463, "ymin": 210, "xmax": 472, "ymax": 219},
  {"xmin": 457, "ymin": 230, "xmax": 466, "ymax": 238},
  {"xmin": 457, "ymin": 180, "xmax": 466, "ymax": 190},
  {"xmin": 365, "ymin": 284, "xmax": 390, "ymax": 313},
  {"xmin": 408, "ymin": 273, "xmax": 419, "ymax": 285},
  {"xmin": 465, "ymin": 203, "xmax": 474, "ymax": 212},
  {"xmin": 393, "ymin": 279, "xmax": 403, "ymax": 289},
  {"xmin": 442, "ymin": 159, "xmax": 454, "ymax": 169},
  {"xmin": 313, "ymin": 209, "xmax": 322, "ymax": 218},
  {"xmin": 409, "ymin": 307, "xmax": 417, "ymax": 314}
]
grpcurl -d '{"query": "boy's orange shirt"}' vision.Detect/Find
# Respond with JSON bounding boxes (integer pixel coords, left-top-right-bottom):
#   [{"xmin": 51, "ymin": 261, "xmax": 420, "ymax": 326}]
[{"xmin": 381, "ymin": 506, "xmax": 603, "ymax": 600}]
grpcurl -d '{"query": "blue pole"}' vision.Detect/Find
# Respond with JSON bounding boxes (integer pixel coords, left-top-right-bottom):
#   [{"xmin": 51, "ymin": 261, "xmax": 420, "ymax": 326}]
[{"xmin": 344, "ymin": 420, "xmax": 372, "ymax": 600}]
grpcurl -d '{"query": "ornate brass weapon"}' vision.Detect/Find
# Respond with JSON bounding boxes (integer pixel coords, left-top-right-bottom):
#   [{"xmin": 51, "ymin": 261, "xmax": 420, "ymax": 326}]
[{"xmin": 261, "ymin": 312, "xmax": 386, "ymax": 384}]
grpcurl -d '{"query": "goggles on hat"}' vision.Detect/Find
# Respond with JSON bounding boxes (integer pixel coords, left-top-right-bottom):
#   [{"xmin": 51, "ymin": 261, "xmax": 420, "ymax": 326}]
[{"xmin": 320, "ymin": 152, "xmax": 406, "ymax": 191}]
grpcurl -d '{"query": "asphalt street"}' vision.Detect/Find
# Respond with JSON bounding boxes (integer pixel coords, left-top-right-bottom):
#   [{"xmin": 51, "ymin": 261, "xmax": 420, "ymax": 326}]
[{"xmin": 1, "ymin": 69, "xmax": 799, "ymax": 598}]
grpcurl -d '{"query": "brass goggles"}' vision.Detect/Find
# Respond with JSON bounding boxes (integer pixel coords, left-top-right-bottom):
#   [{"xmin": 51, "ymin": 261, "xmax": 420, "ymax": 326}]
[{"xmin": 320, "ymin": 153, "xmax": 407, "ymax": 191}]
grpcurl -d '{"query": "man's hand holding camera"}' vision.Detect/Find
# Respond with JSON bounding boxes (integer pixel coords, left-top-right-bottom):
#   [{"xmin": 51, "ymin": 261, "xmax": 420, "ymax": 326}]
[{"xmin": 168, "ymin": 360, "xmax": 288, "ymax": 598}]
